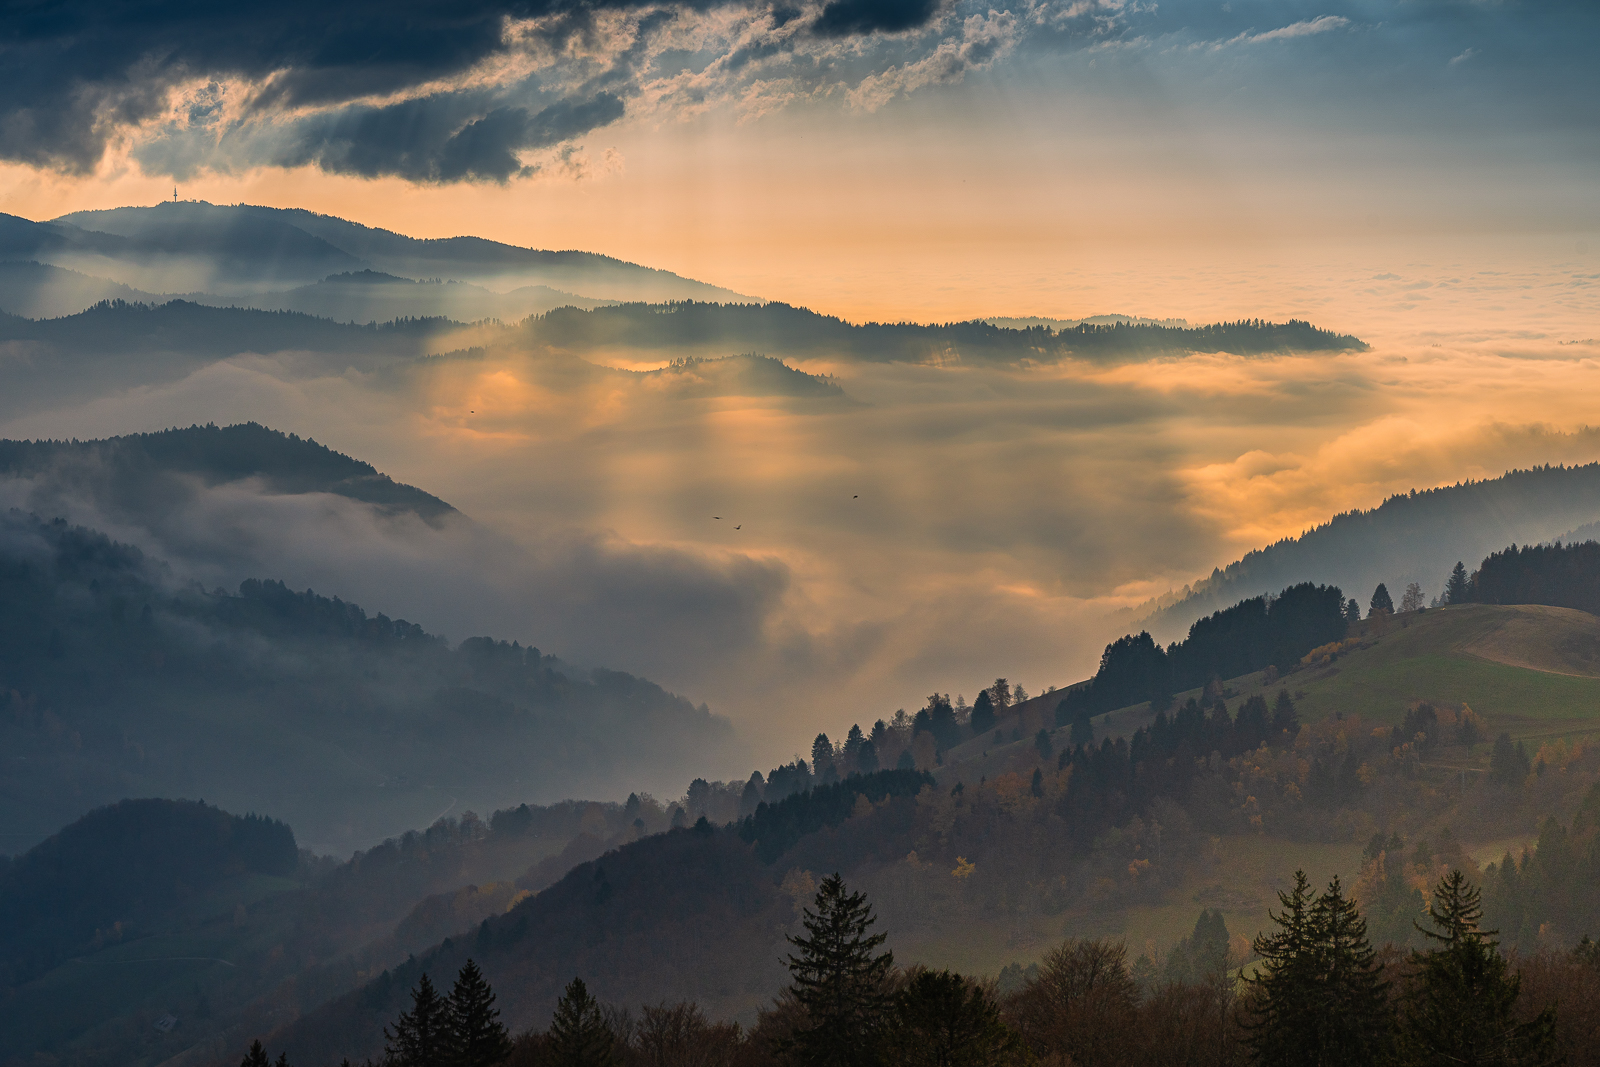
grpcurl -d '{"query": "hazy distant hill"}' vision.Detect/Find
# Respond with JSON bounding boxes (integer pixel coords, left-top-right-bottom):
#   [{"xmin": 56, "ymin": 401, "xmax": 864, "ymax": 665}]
[
  {"xmin": 0, "ymin": 422, "xmax": 455, "ymax": 523},
  {"xmin": 240, "ymin": 270, "xmax": 614, "ymax": 324},
  {"xmin": 524, "ymin": 303, "xmax": 1366, "ymax": 363},
  {"xmin": 0, "ymin": 260, "xmax": 613, "ymax": 324},
  {"xmin": 0, "ymin": 260, "xmax": 164, "ymax": 318},
  {"xmin": 1135, "ymin": 464, "xmax": 1600, "ymax": 641},
  {"xmin": 0, "ymin": 508, "xmax": 735, "ymax": 856},
  {"xmin": 37, "ymin": 202, "xmax": 750, "ymax": 302}
]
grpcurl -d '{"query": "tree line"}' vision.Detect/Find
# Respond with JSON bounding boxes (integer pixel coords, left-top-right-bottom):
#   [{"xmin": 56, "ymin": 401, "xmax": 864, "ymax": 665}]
[
  {"xmin": 244, "ymin": 863, "xmax": 1595, "ymax": 1067},
  {"xmin": 1057, "ymin": 582, "xmax": 1347, "ymax": 720}
]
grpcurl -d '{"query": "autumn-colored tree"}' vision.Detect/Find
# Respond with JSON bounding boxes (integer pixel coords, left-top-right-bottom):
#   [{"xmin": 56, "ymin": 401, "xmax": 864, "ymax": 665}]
[{"xmin": 1006, "ymin": 939, "xmax": 1138, "ymax": 1066}]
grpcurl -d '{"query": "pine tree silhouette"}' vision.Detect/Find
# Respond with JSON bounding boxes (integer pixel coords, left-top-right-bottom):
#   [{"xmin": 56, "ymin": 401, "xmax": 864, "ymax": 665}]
[
  {"xmin": 1245, "ymin": 870, "xmax": 1320, "ymax": 1065},
  {"xmin": 549, "ymin": 977, "xmax": 617, "ymax": 1067},
  {"xmin": 785, "ymin": 873, "xmax": 894, "ymax": 1067},
  {"xmin": 447, "ymin": 959, "xmax": 512, "ymax": 1067},
  {"xmin": 1399, "ymin": 871, "xmax": 1559, "ymax": 1066},
  {"xmin": 1312, "ymin": 875, "xmax": 1392, "ymax": 1065},
  {"xmin": 240, "ymin": 1040, "xmax": 270, "ymax": 1067},
  {"xmin": 385, "ymin": 973, "xmax": 451, "ymax": 1067}
]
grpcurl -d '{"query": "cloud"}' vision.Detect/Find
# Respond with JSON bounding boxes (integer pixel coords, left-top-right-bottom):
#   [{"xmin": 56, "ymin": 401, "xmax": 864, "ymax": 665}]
[
  {"xmin": 813, "ymin": 0, "xmax": 945, "ymax": 38},
  {"xmin": 3, "ymin": 0, "xmax": 1592, "ymax": 186},
  {"xmin": 274, "ymin": 92, "xmax": 628, "ymax": 182},
  {"xmin": 1450, "ymin": 47, "xmax": 1479, "ymax": 66},
  {"xmin": 1224, "ymin": 15, "xmax": 1350, "ymax": 47},
  {"xmin": 847, "ymin": 10, "xmax": 1019, "ymax": 109}
]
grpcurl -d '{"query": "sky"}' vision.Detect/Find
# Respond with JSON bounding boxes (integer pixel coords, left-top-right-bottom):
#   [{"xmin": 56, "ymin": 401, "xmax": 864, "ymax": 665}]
[
  {"xmin": 2, "ymin": 0, "xmax": 1596, "ymax": 322},
  {"xmin": 2, "ymin": 0, "xmax": 1599, "ymax": 770}
]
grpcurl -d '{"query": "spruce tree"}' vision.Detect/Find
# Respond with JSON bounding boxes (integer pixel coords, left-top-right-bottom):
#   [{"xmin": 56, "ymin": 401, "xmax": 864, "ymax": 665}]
[
  {"xmin": 1070, "ymin": 708, "xmax": 1094, "ymax": 747},
  {"xmin": 1313, "ymin": 876, "xmax": 1392, "ymax": 1066},
  {"xmin": 785, "ymin": 873, "xmax": 894, "ymax": 1067},
  {"xmin": 1369, "ymin": 583, "xmax": 1395, "ymax": 617},
  {"xmin": 1397, "ymin": 871, "xmax": 1559, "ymax": 1067},
  {"xmin": 386, "ymin": 973, "xmax": 451, "ymax": 1067},
  {"xmin": 1245, "ymin": 870, "xmax": 1321, "ymax": 1065},
  {"xmin": 240, "ymin": 1040, "xmax": 271, "ymax": 1067},
  {"xmin": 447, "ymin": 959, "xmax": 512, "ymax": 1067},
  {"xmin": 549, "ymin": 977, "xmax": 618, "ymax": 1067},
  {"xmin": 1445, "ymin": 561, "xmax": 1472, "ymax": 605}
]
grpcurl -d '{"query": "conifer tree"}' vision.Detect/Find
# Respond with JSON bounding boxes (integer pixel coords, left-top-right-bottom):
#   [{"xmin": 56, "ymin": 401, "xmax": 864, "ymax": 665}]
[
  {"xmin": 240, "ymin": 1040, "xmax": 271, "ymax": 1067},
  {"xmin": 386, "ymin": 973, "xmax": 451, "ymax": 1067},
  {"xmin": 1445, "ymin": 561, "xmax": 1472, "ymax": 605},
  {"xmin": 549, "ymin": 977, "xmax": 618, "ymax": 1067},
  {"xmin": 785, "ymin": 873, "xmax": 894, "ymax": 1067},
  {"xmin": 1369, "ymin": 583, "xmax": 1395, "ymax": 617},
  {"xmin": 1245, "ymin": 870, "xmax": 1321, "ymax": 1065},
  {"xmin": 970, "ymin": 691, "xmax": 996, "ymax": 735},
  {"xmin": 1312, "ymin": 876, "xmax": 1392, "ymax": 1066},
  {"xmin": 1070, "ymin": 708, "xmax": 1094, "ymax": 747},
  {"xmin": 447, "ymin": 959, "xmax": 512, "ymax": 1067},
  {"xmin": 1397, "ymin": 871, "xmax": 1559, "ymax": 1067},
  {"xmin": 1271, "ymin": 690, "xmax": 1299, "ymax": 739}
]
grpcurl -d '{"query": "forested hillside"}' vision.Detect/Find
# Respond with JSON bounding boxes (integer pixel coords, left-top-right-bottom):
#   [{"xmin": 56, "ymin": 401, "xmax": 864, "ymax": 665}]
[
  {"xmin": 0, "ymin": 794, "xmax": 660, "ymax": 1067},
  {"xmin": 1138, "ymin": 464, "xmax": 1600, "ymax": 640},
  {"xmin": 0, "ymin": 423, "xmax": 454, "ymax": 521},
  {"xmin": 0, "ymin": 509, "xmax": 734, "ymax": 854},
  {"xmin": 525, "ymin": 303, "xmax": 1365, "ymax": 363}
]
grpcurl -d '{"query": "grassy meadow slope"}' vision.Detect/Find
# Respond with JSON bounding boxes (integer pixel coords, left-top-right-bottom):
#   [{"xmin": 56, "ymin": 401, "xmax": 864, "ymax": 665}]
[{"xmin": 1179, "ymin": 604, "xmax": 1600, "ymax": 742}]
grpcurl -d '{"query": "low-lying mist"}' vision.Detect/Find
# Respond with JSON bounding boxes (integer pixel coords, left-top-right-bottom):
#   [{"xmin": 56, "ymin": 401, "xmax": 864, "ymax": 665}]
[{"xmin": 5, "ymin": 273, "xmax": 1600, "ymax": 767}]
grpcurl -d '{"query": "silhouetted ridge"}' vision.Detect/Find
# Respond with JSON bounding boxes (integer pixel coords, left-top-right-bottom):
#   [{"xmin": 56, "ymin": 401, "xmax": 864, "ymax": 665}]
[
  {"xmin": 526, "ymin": 303, "xmax": 1366, "ymax": 362},
  {"xmin": 0, "ymin": 799, "xmax": 296, "ymax": 985},
  {"xmin": 0, "ymin": 422, "xmax": 455, "ymax": 519}
]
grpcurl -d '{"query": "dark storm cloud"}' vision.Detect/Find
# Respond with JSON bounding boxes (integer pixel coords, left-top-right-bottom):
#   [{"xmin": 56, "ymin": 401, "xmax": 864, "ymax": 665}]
[
  {"xmin": 279, "ymin": 91, "xmax": 626, "ymax": 182},
  {"xmin": 0, "ymin": 0, "xmax": 943, "ymax": 179},
  {"xmin": 0, "ymin": 0, "xmax": 532, "ymax": 172},
  {"xmin": 813, "ymin": 0, "xmax": 941, "ymax": 37}
]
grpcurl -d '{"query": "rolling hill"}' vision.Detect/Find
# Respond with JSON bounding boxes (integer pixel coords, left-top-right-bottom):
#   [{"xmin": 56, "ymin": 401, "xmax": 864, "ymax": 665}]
[
  {"xmin": 1134, "ymin": 465, "xmax": 1600, "ymax": 642},
  {"xmin": 19, "ymin": 203, "xmax": 750, "ymax": 303}
]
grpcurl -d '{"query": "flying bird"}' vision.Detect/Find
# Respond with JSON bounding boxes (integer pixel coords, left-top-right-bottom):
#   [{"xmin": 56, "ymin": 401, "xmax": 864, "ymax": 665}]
[
  {"xmin": 853, "ymin": 494, "xmax": 858, "ymax": 498},
  {"xmin": 735, "ymin": 525, "xmax": 742, "ymax": 530},
  {"xmin": 714, "ymin": 516, "xmax": 721, "ymax": 519}
]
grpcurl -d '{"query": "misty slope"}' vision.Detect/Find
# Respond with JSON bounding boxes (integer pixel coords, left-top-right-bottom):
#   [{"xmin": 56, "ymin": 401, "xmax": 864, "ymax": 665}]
[
  {"xmin": 0, "ymin": 260, "xmax": 613, "ymax": 324},
  {"xmin": 0, "ymin": 260, "xmax": 165, "ymax": 318},
  {"xmin": 0, "ymin": 509, "xmax": 736, "ymax": 855},
  {"xmin": 0, "ymin": 208, "xmax": 362, "ymax": 292},
  {"xmin": 237, "ymin": 271, "xmax": 613, "ymax": 324},
  {"xmin": 0, "ymin": 422, "xmax": 455, "ymax": 523},
  {"xmin": 1137, "ymin": 464, "xmax": 1600, "ymax": 641},
  {"xmin": 0, "ymin": 795, "xmax": 649, "ymax": 1067},
  {"xmin": 37, "ymin": 202, "xmax": 749, "ymax": 302}
]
